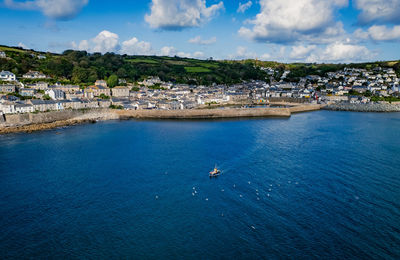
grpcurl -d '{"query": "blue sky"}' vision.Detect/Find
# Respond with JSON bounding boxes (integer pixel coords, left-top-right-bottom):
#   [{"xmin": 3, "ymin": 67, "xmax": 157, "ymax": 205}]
[{"xmin": 0, "ymin": 0, "xmax": 399, "ymax": 63}]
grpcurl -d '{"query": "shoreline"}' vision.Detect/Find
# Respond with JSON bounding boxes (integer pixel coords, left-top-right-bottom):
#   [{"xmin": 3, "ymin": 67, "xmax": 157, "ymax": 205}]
[
  {"xmin": 1, "ymin": 104, "xmax": 321, "ymax": 134},
  {"xmin": 323, "ymin": 102, "xmax": 400, "ymax": 112}
]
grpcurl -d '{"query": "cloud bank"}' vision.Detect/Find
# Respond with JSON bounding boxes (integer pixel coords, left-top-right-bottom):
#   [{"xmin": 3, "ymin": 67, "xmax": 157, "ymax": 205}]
[
  {"xmin": 239, "ymin": 0, "xmax": 348, "ymax": 43},
  {"xmin": 4, "ymin": 0, "xmax": 88, "ymax": 20},
  {"xmin": 188, "ymin": 36, "xmax": 217, "ymax": 45},
  {"xmin": 145, "ymin": 0, "xmax": 224, "ymax": 30},
  {"xmin": 73, "ymin": 30, "xmax": 204, "ymax": 59}
]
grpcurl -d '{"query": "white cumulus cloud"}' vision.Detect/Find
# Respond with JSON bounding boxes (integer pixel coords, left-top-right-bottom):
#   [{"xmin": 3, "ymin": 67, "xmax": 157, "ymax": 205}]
[
  {"xmin": 90, "ymin": 30, "xmax": 120, "ymax": 53},
  {"xmin": 160, "ymin": 46, "xmax": 177, "ymax": 56},
  {"xmin": 160, "ymin": 46, "xmax": 204, "ymax": 58},
  {"xmin": 228, "ymin": 46, "xmax": 258, "ymax": 59},
  {"xmin": 145, "ymin": 0, "xmax": 224, "ymax": 30},
  {"xmin": 121, "ymin": 37, "xmax": 154, "ymax": 55},
  {"xmin": 18, "ymin": 42, "xmax": 28, "ymax": 49},
  {"xmin": 238, "ymin": 0, "xmax": 348, "ymax": 43},
  {"xmin": 188, "ymin": 36, "xmax": 217, "ymax": 45},
  {"xmin": 289, "ymin": 45, "xmax": 317, "ymax": 60},
  {"xmin": 4, "ymin": 0, "xmax": 88, "ymax": 20},
  {"xmin": 354, "ymin": 0, "xmax": 400, "ymax": 25},
  {"xmin": 237, "ymin": 1, "xmax": 252, "ymax": 13},
  {"xmin": 306, "ymin": 42, "xmax": 375, "ymax": 63},
  {"xmin": 354, "ymin": 25, "xmax": 400, "ymax": 41}
]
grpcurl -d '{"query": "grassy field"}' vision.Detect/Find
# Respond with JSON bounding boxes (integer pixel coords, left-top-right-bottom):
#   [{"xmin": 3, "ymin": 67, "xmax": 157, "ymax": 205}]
[
  {"xmin": 0, "ymin": 46, "xmax": 26, "ymax": 53},
  {"xmin": 125, "ymin": 58, "xmax": 159, "ymax": 64},
  {"xmin": 184, "ymin": 66, "xmax": 212, "ymax": 73},
  {"xmin": 165, "ymin": 60, "xmax": 190, "ymax": 66},
  {"xmin": 387, "ymin": 61, "xmax": 399, "ymax": 66}
]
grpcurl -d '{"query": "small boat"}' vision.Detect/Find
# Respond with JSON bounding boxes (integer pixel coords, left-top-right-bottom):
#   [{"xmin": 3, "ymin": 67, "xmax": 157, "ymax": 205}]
[{"xmin": 209, "ymin": 165, "xmax": 221, "ymax": 177}]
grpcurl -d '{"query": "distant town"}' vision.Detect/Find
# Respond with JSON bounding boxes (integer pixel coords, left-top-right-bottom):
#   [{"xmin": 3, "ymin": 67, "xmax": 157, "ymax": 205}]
[{"xmin": 0, "ymin": 49, "xmax": 399, "ymax": 116}]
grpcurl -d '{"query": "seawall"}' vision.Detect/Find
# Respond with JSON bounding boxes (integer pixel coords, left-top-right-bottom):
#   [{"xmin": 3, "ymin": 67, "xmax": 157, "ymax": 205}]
[
  {"xmin": 324, "ymin": 102, "xmax": 400, "ymax": 112},
  {"xmin": 0, "ymin": 104, "xmax": 322, "ymax": 134},
  {"xmin": 116, "ymin": 107, "xmax": 292, "ymax": 119},
  {"xmin": 0, "ymin": 109, "xmax": 118, "ymax": 134}
]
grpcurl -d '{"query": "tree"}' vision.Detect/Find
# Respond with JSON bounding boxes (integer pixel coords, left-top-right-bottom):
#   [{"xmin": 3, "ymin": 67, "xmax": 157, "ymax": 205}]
[
  {"xmin": 72, "ymin": 66, "xmax": 88, "ymax": 83},
  {"xmin": 107, "ymin": 74, "xmax": 118, "ymax": 88}
]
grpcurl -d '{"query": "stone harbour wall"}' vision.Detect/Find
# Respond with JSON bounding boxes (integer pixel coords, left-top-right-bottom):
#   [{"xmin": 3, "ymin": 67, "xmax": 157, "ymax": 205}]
[
  {"xmin": 324, "ymin": 102, "xmax": 400, "ymax": 112},
  {"xmin": 0, "ymin": 104, "xmax": 322, "ymax": 134}
]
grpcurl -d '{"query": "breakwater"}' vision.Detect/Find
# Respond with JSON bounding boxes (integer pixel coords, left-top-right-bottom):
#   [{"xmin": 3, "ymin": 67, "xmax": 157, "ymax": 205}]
[
  {"xmin": 116, "ymin": 107, "xmax": 292, "ymax": 119},
  {"xmin": 324, "ymin": 102, "xmax": 400, "ymax": 112},
  {"xmin": 0, "ymin": 109, "xmax": 118, "ymax": 134},
  {"xmin": 0, "ymin": 104, "xmax": 322, "ymax": 134}
]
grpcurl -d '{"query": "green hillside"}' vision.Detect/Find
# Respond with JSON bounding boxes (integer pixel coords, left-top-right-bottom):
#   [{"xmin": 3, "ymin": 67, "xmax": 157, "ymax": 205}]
[{"xmin": 0, "ymin": 45, "xmax": 399, "ymax": 86}]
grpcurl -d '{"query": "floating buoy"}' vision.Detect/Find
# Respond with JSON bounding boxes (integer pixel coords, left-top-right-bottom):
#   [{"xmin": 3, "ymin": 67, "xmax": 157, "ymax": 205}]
[
  {"xmin": 192, "ymin": 193, "xmax": 195, "ymax": 196},
  {"xmin": 155, "ymin": 195, "xmax": 159, "ymax": 199},
  {"xmin": 248, "ymin": 181, "xmax": 251, "ymax": 184},
  {"xmin": 221, "ymin": 189, "xmax": 224, "ymax": 192},
  {"xmin": 251, "ymin": 226, "xmax": 256, "ymax": 230},
  {"xmin": 267, "ymin": 194, "xmax": 270, "ymax": 197},
  {"xmin": 233, "ymin": 184, "xmax": 236, "ymax": 188},
  {"xmin": 257, "ymin": 197, "xmax": 260, "ymax": 200},
  {"xmin": 240, "ymin": 194, "xmax": 243, "ymax": 198}
]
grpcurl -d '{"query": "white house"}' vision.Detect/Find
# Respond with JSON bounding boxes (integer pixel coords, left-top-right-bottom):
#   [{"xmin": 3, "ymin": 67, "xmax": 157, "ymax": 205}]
[
  {"xmin": 23, "ymin": 71, "xmax": 47, "ymax": 79},
  {"xmin": 0, "ymin": 101, "xmax": 16, "ymax": 114},
  {"xmin": 0, "ymin": 71, "xmax": 16, "ymax": 81},
  {"xmin": 0, "ymin": 51, "xmax": 6, "ymax": 58},
  {"xmin": 15, "ymin": 103, "xmax": 34, "ymax": 113},
  {"xmin": 45, "ymin": 89, "xmax": 65, "ymax": 100}
]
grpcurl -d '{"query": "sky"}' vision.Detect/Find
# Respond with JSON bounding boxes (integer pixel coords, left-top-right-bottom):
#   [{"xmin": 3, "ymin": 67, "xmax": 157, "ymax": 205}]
[{"xmin": 0, "ymin": 0, "xmax": 399, "ymax": 63}]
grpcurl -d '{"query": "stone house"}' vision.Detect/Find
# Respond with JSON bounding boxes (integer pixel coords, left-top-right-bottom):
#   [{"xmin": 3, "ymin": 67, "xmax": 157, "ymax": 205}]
[
  {"xmin": 111, "ymin": 86, "xmax": 130, "ymax": 97},
  {"xmin": 23, "ymin": 71, "xmax": 47, "ymax": 79},
  {"xmin": 19, "ymin": 88, "xmax": 36, "ymax": 96},
  {"xmin": 0, "ymin": 84, "xmax": 16, "ymax": 93},
  {"xmin": 85, "ymin": 85, "xmax": 111, "ymax": 97},
  {"xmin": 15, "ymin": 103, "xmax": 34, "ymax": 113}
]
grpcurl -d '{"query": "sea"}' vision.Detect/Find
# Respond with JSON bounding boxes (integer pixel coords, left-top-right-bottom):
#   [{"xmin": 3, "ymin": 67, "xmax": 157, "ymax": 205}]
[{"xmin": 0, "ymin": 110, "xmax": 399, "ymax": 259}]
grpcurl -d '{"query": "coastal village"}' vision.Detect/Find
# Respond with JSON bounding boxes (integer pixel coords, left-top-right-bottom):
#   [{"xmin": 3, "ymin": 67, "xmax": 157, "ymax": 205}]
[{"xmin": 0, "ymin": 50, "xmax": 399, "ymax": 116}]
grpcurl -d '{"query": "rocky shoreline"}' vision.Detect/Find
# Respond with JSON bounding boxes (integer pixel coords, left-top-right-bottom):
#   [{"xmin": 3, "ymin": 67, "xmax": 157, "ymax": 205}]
[
  {"xmin": 0, "ymin": 118, "xmax": 100, "ymax": 134},
  {"xmin": 324, "ymin": 102, "xmax": 400, "ymax": 112}
]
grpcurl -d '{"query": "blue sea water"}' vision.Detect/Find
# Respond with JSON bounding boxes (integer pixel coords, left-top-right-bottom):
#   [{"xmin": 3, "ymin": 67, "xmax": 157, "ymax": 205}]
[{"xmin": 1, "ymin": 111, "xmax": 400, "ymax": 259}]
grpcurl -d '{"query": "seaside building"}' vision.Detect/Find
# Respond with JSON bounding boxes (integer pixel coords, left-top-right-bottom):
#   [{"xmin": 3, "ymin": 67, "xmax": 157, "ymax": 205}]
[
  {"xmin": 111, "ymin": 86, "xmax": 130, "ymax": 97},
  {"xmin": 95, "ymin": 80, "xmax": 107, "ymax": 87},
  {"xmin": 0, "ymin": 71, "xmax": 16, "ymax": 81},
  {"xmin": 0, "ymin": 84, "xmax": 16, "ymax": 93},
  {"xmin": 19, "ymin": 88, "xmax": 36, "ymax": 97},
  {"xmin": 85, "ymin": 85, "xmax": 111, "ymax": 98},
  {"xmin": 15, "ymin": 103, "xmax": 34, "ymax": 113},
  {"xmin": 22, "ymin": 71, "xmax": 47, "ymax": 79},
  {"xmin": 27, "ymin": 82, "xmax": 49, "ymax": 90},
  {"xmin": 46, "ymin": 89, "xmax": 65, "ymax": 100},
  {"xmin": 0, "ymin": 51, "xmax": 6, "ymax": 58}
]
